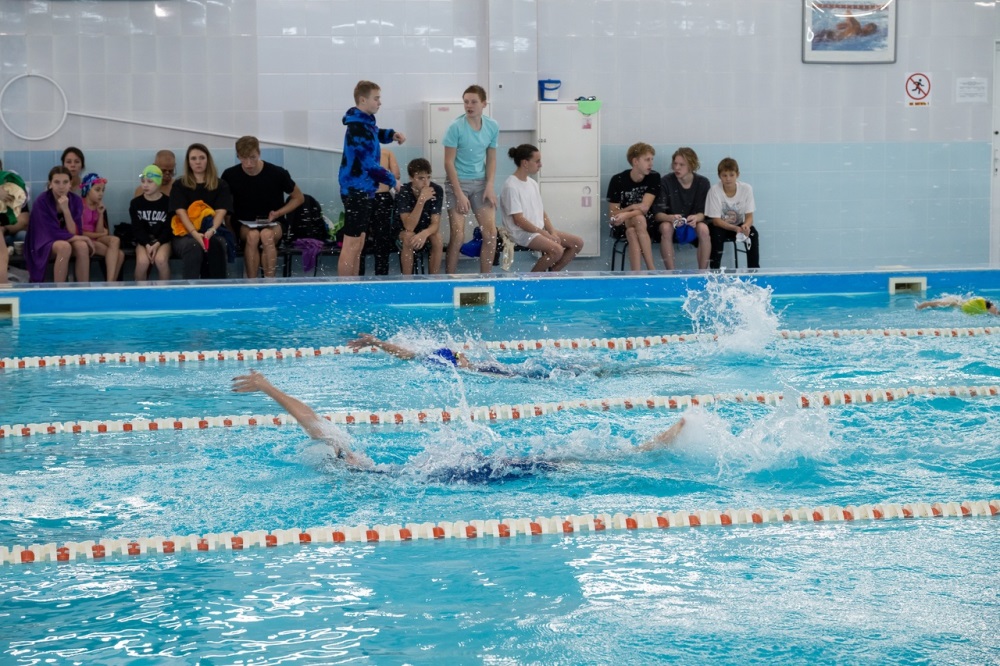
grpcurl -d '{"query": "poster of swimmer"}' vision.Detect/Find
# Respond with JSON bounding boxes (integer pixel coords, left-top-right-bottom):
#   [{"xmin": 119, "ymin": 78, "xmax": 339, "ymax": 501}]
[{"xmin": 802, "ymin": 0, "xmax": 897, "ymax": 63}]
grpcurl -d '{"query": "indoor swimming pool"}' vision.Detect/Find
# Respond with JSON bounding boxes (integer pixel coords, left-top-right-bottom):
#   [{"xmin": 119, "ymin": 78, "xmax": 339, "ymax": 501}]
[{"xmin": 0, "ymin": 271, "xmax": 997, "ymax": 664}]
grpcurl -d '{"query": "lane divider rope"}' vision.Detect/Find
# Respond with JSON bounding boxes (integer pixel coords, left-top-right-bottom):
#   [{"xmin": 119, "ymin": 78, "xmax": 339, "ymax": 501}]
[
  {"xmin": 0, "ymin": 327, "xmax": 993, "ymax": 374},
  {"xmin": 3, "ymin": 499, "xmax": 996, "ymax": 566},
  {"xmin": 3, "ymin": 384, "xmax": 997, "ymax": 439}
]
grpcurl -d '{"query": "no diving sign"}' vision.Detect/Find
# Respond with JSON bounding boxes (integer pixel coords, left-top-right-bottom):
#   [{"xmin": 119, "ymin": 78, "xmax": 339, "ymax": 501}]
[{"xmin": 906, "ymin": 72, "xmax": 931, "ymax": 107}]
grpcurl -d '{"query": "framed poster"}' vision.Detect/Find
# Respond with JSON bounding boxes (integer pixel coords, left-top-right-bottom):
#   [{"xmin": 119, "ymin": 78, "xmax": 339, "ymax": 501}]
[{"xmin": 802, "ymin": 1, "xmax": 897, "ymax": 64}]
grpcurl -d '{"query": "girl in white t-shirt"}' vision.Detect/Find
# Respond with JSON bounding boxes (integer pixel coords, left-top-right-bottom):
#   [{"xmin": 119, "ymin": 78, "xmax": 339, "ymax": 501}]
[{"xmin": 499, "ymin": 144, "xmax": 584, "ymax": 272}]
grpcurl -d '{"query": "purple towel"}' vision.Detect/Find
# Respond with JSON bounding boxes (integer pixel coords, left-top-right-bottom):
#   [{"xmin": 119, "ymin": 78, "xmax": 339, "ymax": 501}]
[
  {"xmin": 25, "ymin": 191, "xmax": 80, "ymax": 283},
  {"xmin": 294, "ymin": 238, "xmax": 325, "ymax": 273}
]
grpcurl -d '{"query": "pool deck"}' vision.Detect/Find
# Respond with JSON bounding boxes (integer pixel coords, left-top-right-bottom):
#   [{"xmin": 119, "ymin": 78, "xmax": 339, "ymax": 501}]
[{"xmin": 1, "ymin": 267, "xmax": 998, "ymax": 316}]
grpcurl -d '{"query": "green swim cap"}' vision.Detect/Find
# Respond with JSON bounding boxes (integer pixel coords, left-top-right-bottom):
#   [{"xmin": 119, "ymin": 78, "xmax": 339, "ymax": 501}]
[
  {"xmin": 960, "ymin": 297, "xmax": 987, "ymax": 315},
  {"xmin": 140, "ymin": 165, "xmax": 163, "ymax": 186}
]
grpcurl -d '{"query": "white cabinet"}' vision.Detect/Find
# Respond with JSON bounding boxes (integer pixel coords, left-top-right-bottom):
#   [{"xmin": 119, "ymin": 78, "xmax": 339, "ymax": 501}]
[
  {"xmin": 539, "ymin": 180, "xmax": 602, "ymax": 258},
  {"xmin": 424, "ymin": 101, "xmax": 462, "ymax": 184},
  {"xmin": 536, "ymin": 102, "xmax": 601, "ymax": 257},
  {"xmin": 536, "ymin": 103, "xmax": 600, "ymax": 179}
]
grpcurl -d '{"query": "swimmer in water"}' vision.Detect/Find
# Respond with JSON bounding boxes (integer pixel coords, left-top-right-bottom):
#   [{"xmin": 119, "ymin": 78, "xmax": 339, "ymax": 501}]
[
  {"xmin": 231, "ymin": 369, "xmax": 686, "ymax": 481},
  {"xmin": 813, "ymin": 11, "xmax": 878, "ymax": 43},
  {"xmin": 916, "ymin": 296, "xmax": 998, "ymax": 316},
  {"xmin": 346, "ymin": 333, "xmax": 694, "ymax": 379},
  {"xmin": 347, "ymin": 333, "xmax": 532, "ymax": 377}
]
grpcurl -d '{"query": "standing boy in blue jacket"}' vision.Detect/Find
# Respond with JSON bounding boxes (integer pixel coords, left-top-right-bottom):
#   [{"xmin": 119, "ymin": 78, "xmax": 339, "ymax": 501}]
[{"xmin": 338, "ymin": 80, "xmax": 406, "ymax": 276}]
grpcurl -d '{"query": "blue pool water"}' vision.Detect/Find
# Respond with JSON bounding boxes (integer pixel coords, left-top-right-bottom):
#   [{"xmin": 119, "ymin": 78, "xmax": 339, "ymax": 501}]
[{"xmin": 1, "ymin": 273, "xmax": 998, "ymax": 664}]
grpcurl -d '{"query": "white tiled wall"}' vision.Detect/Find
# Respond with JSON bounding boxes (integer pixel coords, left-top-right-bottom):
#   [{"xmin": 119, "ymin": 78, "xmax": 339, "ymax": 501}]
[{"xmin": 0, "ymin": 0, "xmax": 996, "ymax": 270}]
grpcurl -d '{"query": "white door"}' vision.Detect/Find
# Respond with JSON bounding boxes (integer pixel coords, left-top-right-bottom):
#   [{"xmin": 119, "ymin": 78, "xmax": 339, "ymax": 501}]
[
  {"xmin": 425, "ymin": 102, "xmax": 462, "ymax": 184},
  {"xmin": 991, "ymin": 42, "xmax": 1000, "ymax": 266},
  {"xmin": 537, "ymin": 103, "xmax": 600, "ymax": 180},
  {"xmin": 539, "ymin": 180, "xmax": 602, "ymax": 257}
]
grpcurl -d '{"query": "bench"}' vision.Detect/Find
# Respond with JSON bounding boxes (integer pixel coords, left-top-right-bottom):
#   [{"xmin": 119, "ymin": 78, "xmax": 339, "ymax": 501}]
[
  {"xmin": 6, "ymin": 246, "xmax": 138, "ymax": 281},
  {"xmin": 610, "ymin": 225, "xmax": 747, "ymax": 270}
]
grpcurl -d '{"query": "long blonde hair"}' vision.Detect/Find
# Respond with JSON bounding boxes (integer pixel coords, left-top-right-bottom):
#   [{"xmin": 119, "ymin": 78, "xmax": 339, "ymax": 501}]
[{"xmin": 179, "ymin": 143, "xmax": 219, "ymax": 190}]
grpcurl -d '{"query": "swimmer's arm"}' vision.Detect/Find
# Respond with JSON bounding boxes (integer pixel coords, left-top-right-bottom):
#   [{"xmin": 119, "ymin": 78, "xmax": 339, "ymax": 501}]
[
  {"xmin": 916, "ymin": 297, "xmax": 961, "ymax": 310},
  {"xmin": 635, "ymin": 418, "xmax": 685, "ymax": 452},
  {"xmin": 347, "ymin": 334, "xmax": 417, "ymax": 360},
  {"xmin": 231, "ymin": 370, "xmax": 329, "ymax": 441}
]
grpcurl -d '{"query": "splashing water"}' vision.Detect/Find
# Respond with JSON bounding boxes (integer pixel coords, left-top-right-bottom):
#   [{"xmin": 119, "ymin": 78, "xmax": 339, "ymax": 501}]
[
  {"xmin": 682, "ymin": 275, "xmax": 781, "ymax": 353},
  {"xmin": 669, "ymin": 404, "xmax": 841, "ymax": 478}
]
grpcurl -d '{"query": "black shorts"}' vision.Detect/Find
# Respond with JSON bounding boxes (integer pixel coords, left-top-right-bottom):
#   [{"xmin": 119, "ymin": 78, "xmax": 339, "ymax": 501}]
[{"xmin": 341, "ymin": 191, "xmax": 374, "ymax": 238}]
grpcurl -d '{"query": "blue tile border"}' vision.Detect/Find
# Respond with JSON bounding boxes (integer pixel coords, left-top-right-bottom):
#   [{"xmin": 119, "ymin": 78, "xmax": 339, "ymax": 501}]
[{"xmin": 4, "ymin": 268, "xmax": 999, "ymax": 316}]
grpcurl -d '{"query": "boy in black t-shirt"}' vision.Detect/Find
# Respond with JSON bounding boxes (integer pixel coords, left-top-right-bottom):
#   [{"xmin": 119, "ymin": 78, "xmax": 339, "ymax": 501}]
[
  {"xmin": 221, "ymin": 136, "xmax": 304, "ymax": 278},
  {"xmin": 396, "ymin": 158, "xmax": 443, "ymax": 275},
  {"xmin": 606, "ymin": 142, "xmax": 660, "ymax": 271},
  {"xmin": 129, "ymin": 165, "xmax": 173, "ymax": 280}
]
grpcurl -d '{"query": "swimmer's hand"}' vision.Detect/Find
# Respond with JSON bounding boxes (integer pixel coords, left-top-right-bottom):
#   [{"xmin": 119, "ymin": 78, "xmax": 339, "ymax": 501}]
[
  {"xmin": 347, "ymin": 333, "xmax": 379, "ymax": 351},
  {"xmin": 636, "ymin": 417, "xmax": 686, "ymax": 452},
  {"xmin": 347, "ymin": 334, "xmax": 417, "ymax": 360},
  {"xmin": 231, "ymin": 369, "xmax": 271, "ymax": 393},
  {"xmin": 340, "ymin": 449, "xmax": 376, "ymax": 471}
]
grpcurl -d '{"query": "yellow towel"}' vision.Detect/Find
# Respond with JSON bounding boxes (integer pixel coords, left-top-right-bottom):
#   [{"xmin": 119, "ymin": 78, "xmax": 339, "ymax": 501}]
[{"xmin": 171, "ymin": 200, "xmax": 216, "ymax": 237}]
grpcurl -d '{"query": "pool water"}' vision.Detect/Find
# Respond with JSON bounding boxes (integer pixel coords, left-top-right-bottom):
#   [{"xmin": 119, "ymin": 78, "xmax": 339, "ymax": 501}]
[{"xmin": 1, "ymin": 276, "xmax": 998, "ymax": 664}]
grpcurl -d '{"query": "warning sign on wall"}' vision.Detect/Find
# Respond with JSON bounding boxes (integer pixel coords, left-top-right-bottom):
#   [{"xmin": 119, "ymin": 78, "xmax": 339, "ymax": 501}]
[{"xmin": 905, "ymin": 72, "xmax": 931, "ymax": 107}]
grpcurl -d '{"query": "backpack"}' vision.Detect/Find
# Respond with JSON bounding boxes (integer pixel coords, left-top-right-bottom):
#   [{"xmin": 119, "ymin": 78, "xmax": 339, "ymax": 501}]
[
  {"xmin": 285, "ymin": 194, "xmax": 328, "ymax": 244},
  {"xmin": 113, "ymin": 222, "xmax": 136, "ymax": 247}
]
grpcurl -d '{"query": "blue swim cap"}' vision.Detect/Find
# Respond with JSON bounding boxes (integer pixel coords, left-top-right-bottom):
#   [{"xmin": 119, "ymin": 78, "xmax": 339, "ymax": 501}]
[
  {"xmin": 673, "ymin": 224, "xmax": 697, "ymax": 245},
  {"xmin": 428, "ymin": 348, "xmax": 459, "ymax": 366}
]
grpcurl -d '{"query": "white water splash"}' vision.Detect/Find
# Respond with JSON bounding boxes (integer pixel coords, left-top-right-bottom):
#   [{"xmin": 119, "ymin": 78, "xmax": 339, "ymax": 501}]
[
  {"xmin": 669, "ymin": 404, "xmax": 841, "ymax": 476},
  {"xmin": 683, "ymin": 275, "xmax": 781, "ymax": 354}
]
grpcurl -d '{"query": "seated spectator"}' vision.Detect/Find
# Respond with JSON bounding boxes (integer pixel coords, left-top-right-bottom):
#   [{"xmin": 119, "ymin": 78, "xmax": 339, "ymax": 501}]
[
  {"xmin": 653, "ymin": 147, "xmax": 712, "ymax": 270},
  {"xmin": 61, "ymin": 146, "xmax": 86, "ymax": 195},
  {"xmin": 369, "ymin": 148, "xmax": 400, "ymax": 276},
  {"xmin": 607, "ymin": 142, "xmax": 660, "ymax": 271},
  {"xmin": 500, "ymin": 144, "xmax": 583, "ymax": 272},
  {"xmin": 24, "ymin": 166, "xmax": 95, "ymax": 283},
  {"xmin": 80, "ymin": 173, "xmax": 124, "ymax": 281},
  {"xmin": 133, "ymin": 150, "xmax": 177, "ymax": 198},
  {"xmin": 1, "ymin": 167, "xmax": 28, "ymax": 285},
  {"xmin": 0, "ymin": 160, "xmax": 29, "ymax": 245},
  {"xmin": 396, "ymin": 158, "xmax": 443, "ymax": 275},
  {"xmin": 169, "ymin": 143, "xmax": 231, "ymax": 280},
  {"xmin": 706, "ymin": 157, "xmax": 760, "ymax": 269},
  {"xmin": 221, "ymin": 136, "xmax": 303, "ymax": 278},
  {"xmin": 129, "ymin": 165, "xmax": 173, "ymax": 281},
  {"xmin": 0, "ymin": 226, "xmax": 6, "ymax": 286}
]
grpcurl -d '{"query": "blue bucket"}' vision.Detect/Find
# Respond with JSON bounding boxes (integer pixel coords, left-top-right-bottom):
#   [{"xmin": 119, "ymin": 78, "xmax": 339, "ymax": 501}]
[{"xmin": 538, "ymin": 79, "xmax": 561, "ymax": 101}]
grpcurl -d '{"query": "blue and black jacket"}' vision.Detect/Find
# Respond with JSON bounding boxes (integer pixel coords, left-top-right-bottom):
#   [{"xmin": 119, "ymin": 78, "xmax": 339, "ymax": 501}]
[{"xmin": 338, "ymin": 107, "xmax": 397, "ymax": 197}]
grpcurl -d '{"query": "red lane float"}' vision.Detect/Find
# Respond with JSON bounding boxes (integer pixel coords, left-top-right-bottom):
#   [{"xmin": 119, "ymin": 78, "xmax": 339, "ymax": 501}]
[
  {"xmin": 3, "ymin": 500, "xmax": 993, "ymax": 566},
  {"xmin": 1, "ymin": 327, "xmax": 993, "ymax": 374},
  {"xmin": 3, "ymin": 384, "xmax": 998, "ymax": 440}
]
